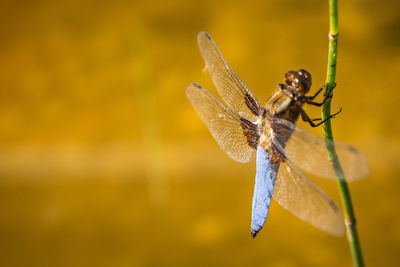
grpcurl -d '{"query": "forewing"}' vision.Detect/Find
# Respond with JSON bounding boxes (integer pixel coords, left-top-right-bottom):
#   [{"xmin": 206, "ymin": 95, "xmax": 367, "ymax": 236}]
[
  {"xmin": 197, "ymin": 31, "xmax": 261, "ymax": 121},
  {"xmin": 273, "ymin": 158, "xmax": 344, "ymax": 236},
  {"xmin": 270, "ymin": 118, "xmax": 369, "ymax": 180},
  {"xmin": 186, "ymin": 83, "xmax": 258, "ymax": 163}
]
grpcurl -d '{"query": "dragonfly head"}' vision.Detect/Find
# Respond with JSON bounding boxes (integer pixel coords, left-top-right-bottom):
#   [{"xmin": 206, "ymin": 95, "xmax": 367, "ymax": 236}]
[{"xmin": 284, "ymin": 69, "xmax": 312, "ymax": 95}]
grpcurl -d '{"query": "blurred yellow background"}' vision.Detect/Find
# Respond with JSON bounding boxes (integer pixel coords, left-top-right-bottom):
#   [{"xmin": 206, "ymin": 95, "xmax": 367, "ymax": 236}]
[{"xmin": 1, "ymin": 0, "xmax": 399, "ymax": 266}]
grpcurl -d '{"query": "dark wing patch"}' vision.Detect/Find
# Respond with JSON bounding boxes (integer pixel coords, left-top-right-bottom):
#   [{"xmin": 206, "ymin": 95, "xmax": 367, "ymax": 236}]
[
  {"xmin": 240, "ymin": 118, "xmax": 259, "ymax": 149},
  {"xmin": 245, "ymin": 93, "xmax": 260, "ymax": 116}
]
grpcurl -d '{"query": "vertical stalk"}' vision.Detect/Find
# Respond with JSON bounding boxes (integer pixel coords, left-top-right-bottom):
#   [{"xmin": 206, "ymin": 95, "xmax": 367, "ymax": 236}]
[
  {"xmin": 322, "ymin": 0, "xmax": 364, "ymax": 266},
  {"xmin": 132, "ymin": 27, "xmax": 169, "ymax": 208}
]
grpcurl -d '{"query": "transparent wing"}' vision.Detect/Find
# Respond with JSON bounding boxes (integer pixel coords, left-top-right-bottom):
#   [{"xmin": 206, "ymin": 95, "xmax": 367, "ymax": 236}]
[
  {"xmin": 186, "ymin": 83, "xmax": 258, "ymax": 163},
  {"xmin": 270, "ymin": 118, "xmax": 369, "ymax": 180},
  {"xmin": 197, "ymin": 31, "xmax": 261, "ymax": 121},
  {"xmin": 273, "ymin": 158, "xmax": 344, "ymax": 236}
]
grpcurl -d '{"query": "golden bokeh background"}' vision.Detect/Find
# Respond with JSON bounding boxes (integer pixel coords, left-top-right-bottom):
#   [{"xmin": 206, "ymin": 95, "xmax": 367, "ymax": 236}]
[{"xmin": 1, "ymin": 0, "xmax": 400, "ymax": 266}]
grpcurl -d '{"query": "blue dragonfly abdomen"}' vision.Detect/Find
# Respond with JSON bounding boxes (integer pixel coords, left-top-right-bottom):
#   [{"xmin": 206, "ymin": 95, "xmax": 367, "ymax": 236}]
[{"xmin": 250, "ymin": 146, "xmax": 279, "ymax": 238}]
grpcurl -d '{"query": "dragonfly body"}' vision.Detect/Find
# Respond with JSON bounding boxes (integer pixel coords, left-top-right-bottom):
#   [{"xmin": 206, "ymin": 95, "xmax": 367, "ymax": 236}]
[
  {"xmin": 249, "ymin": 87, "xmax": 307, "ymax": 236},
  {"xmin": 251, "ymin": 146, "xmax": 278, "ymax": 237},
  {"xmin": 186, "ymin": 31, "xmax": 368, "ymax": 238},
  {"xmin": 245, "ymin": 70, "xmax": 317, "ymax": 237}
]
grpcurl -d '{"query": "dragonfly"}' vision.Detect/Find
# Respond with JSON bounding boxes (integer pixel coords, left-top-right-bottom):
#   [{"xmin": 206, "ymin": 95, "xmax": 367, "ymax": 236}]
[{"xmin": 186, "ymin": 31, "xmax": 369, "ymax": 238}]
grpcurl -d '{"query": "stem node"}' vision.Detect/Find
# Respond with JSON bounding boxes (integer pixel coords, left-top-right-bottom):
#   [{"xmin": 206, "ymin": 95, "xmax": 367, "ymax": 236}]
[
  {"xmin": 345, "ymin": 219, "xmax": 357, "ymax": 228},
  {"xmin": 329, "ymin": 32, "xmax": 339, "ymax": 40}
]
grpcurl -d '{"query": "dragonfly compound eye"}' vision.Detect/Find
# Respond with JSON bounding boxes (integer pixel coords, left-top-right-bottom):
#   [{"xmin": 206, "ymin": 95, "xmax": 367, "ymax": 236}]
[{"xmin": 294, "ymin": 69, "xmax": 312, "ymax": 94}]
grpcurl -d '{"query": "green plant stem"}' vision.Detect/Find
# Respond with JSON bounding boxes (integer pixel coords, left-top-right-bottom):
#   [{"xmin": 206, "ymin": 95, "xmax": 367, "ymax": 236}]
[{"xmin": 322, "ymin": 0, "xmax": 364, "ymax": 266}]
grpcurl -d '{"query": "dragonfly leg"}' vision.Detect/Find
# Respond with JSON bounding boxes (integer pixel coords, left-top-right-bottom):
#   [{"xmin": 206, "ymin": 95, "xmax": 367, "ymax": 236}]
[
  {"xmin": 301, "ymin": 107, "xmax": 342, "ymax": 127},
  {"xmin": 303, "ymin": 83, "xmax": 336, "ymax": 106},
  {"xmin": 307, "ymin": 84, "xmax": 326, "ymax": 100}
]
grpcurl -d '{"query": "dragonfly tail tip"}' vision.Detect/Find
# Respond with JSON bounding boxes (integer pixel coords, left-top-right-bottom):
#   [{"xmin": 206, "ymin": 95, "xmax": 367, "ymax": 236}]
[{"xmin": 250, "ymin": 230, "xmax": 258, "ymax": 239}]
